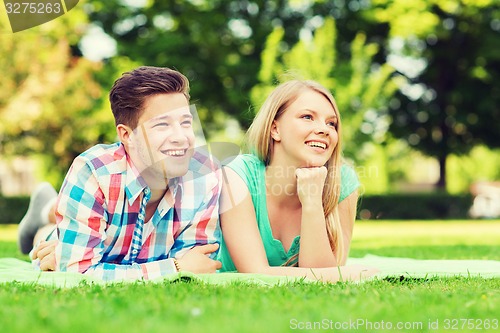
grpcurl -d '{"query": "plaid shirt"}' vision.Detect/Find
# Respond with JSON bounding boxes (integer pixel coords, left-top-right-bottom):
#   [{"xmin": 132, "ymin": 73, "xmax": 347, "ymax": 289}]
[{"xmin": 53, "ymin": 143, "xmax": 221, "ymax": 281}]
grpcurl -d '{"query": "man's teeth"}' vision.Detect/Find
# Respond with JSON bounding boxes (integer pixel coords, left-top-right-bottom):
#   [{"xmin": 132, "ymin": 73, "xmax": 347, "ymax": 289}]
[
  {"xmin": 166, "ymin": 150, "xmax": 185, "ymax": 156},
  {"xmin": 306, "ymin": 142, "xmax": 327, "ymax": 149}
]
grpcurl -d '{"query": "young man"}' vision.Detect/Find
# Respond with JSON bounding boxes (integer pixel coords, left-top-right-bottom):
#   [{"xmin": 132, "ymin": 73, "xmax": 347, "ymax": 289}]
[{"xmin": 18, "ymin": 66, "xmax": 222, "ymax": 281}]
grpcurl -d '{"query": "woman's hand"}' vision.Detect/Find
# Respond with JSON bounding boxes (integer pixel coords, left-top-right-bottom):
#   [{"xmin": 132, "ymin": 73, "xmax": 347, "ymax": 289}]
[
  {"xmin": 295, "ymin": 166, "xmax": 327, "ymax": 207},
  {"xmin": 336, "ymin": 265, "xmax": 380, "ymax": 282}
]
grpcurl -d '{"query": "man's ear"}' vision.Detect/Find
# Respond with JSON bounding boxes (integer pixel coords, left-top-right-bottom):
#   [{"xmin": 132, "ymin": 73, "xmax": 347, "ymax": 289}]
[
  {"xmin": 270, "ymin": 120, "xmax": 281, "ymax": 142},
  {"xmin": 116, "ymin": 124, "xmax": 133, "ymax": 148}
]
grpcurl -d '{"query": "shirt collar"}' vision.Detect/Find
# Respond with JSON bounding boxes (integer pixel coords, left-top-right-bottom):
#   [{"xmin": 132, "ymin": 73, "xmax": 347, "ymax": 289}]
[
  {"xmin": 156, "ymin": 179, "xmax": 183, "ymax": 220},
  {"xmin": 124, "ymin": 156, "xmax": 148, "ymax": 205}
]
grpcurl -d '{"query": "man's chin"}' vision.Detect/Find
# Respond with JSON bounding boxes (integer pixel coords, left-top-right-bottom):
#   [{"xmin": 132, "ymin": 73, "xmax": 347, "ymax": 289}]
[
  {"xmin": 164, "ymin": 168, "xmax": 189, "ymax": 179},
  {"xmin": 160, "ymin": 161, "xmax": 190, "ymax": 179},
  {"xmin": 140, "ymin": 163, "xmax": 189, "ymax": 183}
]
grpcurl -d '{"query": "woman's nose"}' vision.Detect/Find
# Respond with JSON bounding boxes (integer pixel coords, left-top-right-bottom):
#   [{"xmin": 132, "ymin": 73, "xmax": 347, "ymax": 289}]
[{"xmin": 314, "ymin": 122, "xmax": 329, "ymax": 135}]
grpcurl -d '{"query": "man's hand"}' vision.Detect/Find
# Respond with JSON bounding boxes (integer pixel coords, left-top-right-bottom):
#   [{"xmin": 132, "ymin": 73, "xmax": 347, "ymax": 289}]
[
  {"xmin": 32, "ymin": 240, "xmax": 57, "ymax": 271},
  {"xmin": 176, "ymin": 243, "xmax": 222, "ymax": 273}
]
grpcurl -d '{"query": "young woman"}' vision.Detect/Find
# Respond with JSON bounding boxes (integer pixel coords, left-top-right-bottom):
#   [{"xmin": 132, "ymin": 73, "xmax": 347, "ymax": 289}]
[{"xmin": 218, "ymin": 80, "xmax": 377, "ymax": 282}]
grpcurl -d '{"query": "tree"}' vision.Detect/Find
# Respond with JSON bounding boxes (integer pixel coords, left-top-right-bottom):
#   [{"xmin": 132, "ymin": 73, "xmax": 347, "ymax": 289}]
[
  {"xmin": 83, "ymin": 0, "xmax": 393, "ymax": 132},
  {"xmin": 250, "ymin": 18, "xmax": 401, "ymax": 161},
  {"xmin": 372, "ymin": 0, "xmax": 500, "ymax": 189},
  {"xmin": 0, "ymin": 10, "xmax": 118, "ymax": 187},
  {"xmin": 2, "ymin": 0, "xmax": 393, "ymax": 187},
  {"xmin": 85, "ymin": 0, "xmax": 306, "ymax": 129}
]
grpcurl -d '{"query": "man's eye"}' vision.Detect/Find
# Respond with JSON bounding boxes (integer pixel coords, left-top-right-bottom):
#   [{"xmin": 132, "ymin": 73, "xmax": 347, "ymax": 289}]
[
  {"xmin": 152, "ymin": 122, "xmax": 170, "ymax": 128},
  {"xmin": 181, "ymin": 120, "xmax": 192, "ymax": 127}
]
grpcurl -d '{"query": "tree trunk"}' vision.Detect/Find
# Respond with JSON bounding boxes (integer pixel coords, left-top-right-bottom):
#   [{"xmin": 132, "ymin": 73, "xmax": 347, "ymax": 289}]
[{"xmin": 436, "ymin": 155, "xmax": 447, "ymax": 190}]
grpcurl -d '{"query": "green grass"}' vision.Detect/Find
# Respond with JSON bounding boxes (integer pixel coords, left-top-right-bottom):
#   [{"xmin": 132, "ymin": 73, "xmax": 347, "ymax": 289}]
[
  {"xmin": 350, "ymin": 220, "xmax": 500, "ymax": 260},
  {"xmin": 1, "ymin": 221, "xmax": 499, "ymax": 333},
  {"xmin": 0, "ymin": 224, "xmax": 30, "ymax": 260}
]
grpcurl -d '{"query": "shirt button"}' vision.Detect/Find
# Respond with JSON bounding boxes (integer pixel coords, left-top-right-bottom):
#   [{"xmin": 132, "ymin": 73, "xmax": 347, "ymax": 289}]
[
  {"xmin": 144, "ymin": 188, "xmax": 150, "ymax": 194},
  {"xmin": 132, "ymin": 249, "xmax": 138, "ymax": 254}
]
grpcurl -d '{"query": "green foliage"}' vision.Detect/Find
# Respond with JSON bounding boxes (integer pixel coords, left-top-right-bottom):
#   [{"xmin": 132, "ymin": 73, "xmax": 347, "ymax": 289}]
[
  {"xmin": 251, "ymin": 18, "xmax": 401, "ymax": 162},
  {"xmin": 85, "ymin": 0, "xmax": 308, "ymax": 129},
  {"xmin": 447, "ymin": 146, "xmax": 500, "ymax": 194},
  {"xmin": 0, "ymin": 196, "xmax": 29, "ymax": 225},
  {"xmin": 374, "ymin": 0, "xmax": 500, "ymax": 187},
  {"xmin": 357, "ymin": 143, "xmax": 391, "ymax": 194},
  {"xmin": 370, "ymin": 0, "xmax": 442, "ymax": 38},
  {"xmin": 358, "ymin": 193, "xmax": 474, "ymax": 220},
  {"xmin": 2, "ymin": 0, "xmax": 498, "ymax": 192},
  {"xmin": 0, "ymin": 9, "xmax": 119, "ymax": 186},
  {"xmin": 84, "ymin": 0, "xmax": 399, "ymax": 133},
  {"xmin": 371, "ymin": 0, "xmax": 498, "ymax": 37},
  {"xmin": 0, "ymin": 191, "xmax": 478, "ymax": 227},
  {"xmin": 359, "ymin": 141, "xmax": 500, "ymax": 195}
]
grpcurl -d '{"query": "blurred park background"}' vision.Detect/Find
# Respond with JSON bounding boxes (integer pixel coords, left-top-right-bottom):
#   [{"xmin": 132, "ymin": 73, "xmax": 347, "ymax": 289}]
[{"xmin": 0, "ymin": 0, "xmax": 499, "ymax": 223}]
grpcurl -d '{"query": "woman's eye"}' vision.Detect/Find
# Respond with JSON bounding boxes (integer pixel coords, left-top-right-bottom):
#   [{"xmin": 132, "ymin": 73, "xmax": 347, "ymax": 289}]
[
  {"xmin": 328, "ymin": 121, "xmax": 337, "ymax": 128},
  {"xmin": 301, "ymin": 114, "xmax": 312, "ymax": 120}
]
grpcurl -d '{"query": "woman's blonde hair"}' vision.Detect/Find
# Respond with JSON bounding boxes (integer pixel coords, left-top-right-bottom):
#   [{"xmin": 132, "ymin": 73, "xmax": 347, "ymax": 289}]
[{"xmin": 247, "ymin": 80, "xmax": 345, "ymax": 265}]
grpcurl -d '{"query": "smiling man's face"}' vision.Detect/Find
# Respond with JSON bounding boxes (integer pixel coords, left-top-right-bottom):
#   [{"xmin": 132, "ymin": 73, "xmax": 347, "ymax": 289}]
[{"xmin": 125, "ymin": 93, "xmax": 195, "ymax": 181}]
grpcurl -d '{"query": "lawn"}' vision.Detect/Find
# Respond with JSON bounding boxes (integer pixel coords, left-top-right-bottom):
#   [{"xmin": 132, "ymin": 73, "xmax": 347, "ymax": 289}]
[{"xmin": 1, "ymin": 220, "xmax": 499, "ymax": 333}]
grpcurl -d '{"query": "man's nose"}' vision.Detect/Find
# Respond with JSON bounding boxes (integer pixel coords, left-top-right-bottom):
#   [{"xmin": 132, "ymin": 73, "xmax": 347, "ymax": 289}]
[{"xmin": 168, "ymin": 123, "xmax": 188, "ymax": 143}]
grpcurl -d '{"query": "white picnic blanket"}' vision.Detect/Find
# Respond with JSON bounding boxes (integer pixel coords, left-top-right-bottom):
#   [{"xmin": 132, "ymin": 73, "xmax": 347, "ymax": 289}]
[{"xmin": 1, "ymin": 255, "xmax": 499, "ymax": 287}]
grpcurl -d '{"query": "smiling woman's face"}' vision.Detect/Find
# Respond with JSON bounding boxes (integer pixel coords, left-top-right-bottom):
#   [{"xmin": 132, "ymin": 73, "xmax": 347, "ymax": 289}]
[{"xmin": 271, "ymin": 89, "xmax": 338, "ymax": 168}]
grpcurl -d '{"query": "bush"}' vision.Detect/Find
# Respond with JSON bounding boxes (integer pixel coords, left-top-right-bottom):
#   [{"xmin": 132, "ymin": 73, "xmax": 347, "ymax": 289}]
[
  {"xmin": 0, "ymin": 196, "xmax": 29, "ymax": 224},
  {"xmin": 357, "ymin": 193, "xmax": 474, "ymax": 220},
  {"xmin": 0, "ymin": 193, "xmax": 477, "ymax": 224}
]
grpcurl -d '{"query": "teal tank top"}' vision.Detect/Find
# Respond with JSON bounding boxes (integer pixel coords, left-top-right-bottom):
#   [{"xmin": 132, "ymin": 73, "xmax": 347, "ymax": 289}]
[{"xmin": 217, "ymin": 154, "xmax": 360, "ymax": 272}]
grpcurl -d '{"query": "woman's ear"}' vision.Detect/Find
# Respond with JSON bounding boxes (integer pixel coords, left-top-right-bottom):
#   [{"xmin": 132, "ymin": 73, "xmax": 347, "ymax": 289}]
[{"xmin": 270, "ymin": 120, "xmax": 281, "ymax": 142}]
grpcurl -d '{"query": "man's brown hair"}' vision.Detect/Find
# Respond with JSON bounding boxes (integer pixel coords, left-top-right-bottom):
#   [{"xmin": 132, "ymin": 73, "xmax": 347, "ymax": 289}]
[{"xmin": 109, "ymin": 66, "xmax": 190, "ymax": 129}]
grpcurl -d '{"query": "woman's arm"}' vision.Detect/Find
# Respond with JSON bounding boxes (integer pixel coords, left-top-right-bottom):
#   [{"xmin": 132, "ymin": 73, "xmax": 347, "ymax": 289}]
[
  {"xmin": 296, "ymin": 167, "xmax": 336, "ymax": 268},
  {"xmin": 337, "ymin": 190, "xmax": 359, "ymax": 265},
  {"xmin": 300, "ymin": 190, "xmax": 359, "ymax": 267},
  {"xmin": 298, "ymin": 166, "xmax": 360, "ymax": 267},
  {"xmin": 298, "ymin": 197, "xmax": 337, "ymax": 267},
  {"xmin": 219, "ymin": 167, "xmax": 272, "ymax": 273},
  {"xmin": 220, "ymin": 167, "xmax": 376, "ymax": 282}
]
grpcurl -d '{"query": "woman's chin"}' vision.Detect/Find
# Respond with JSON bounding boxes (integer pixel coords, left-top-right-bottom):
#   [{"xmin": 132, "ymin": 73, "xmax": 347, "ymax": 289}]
[{"xmin": 300, "ymin": 160, "xmax": 329, "ymax": 168}]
